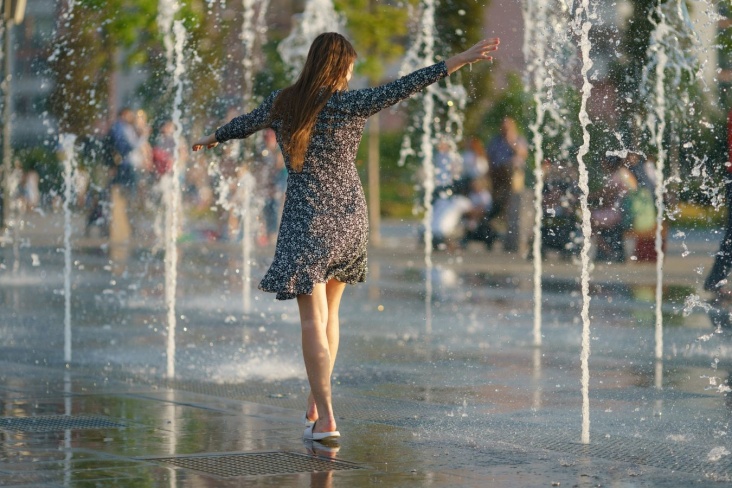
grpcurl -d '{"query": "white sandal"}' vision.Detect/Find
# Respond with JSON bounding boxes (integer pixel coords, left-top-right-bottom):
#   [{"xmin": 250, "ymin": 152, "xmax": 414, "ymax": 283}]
[{"xmin": 303, "ymin": 421, "xmax": 340, "ymax": 441}]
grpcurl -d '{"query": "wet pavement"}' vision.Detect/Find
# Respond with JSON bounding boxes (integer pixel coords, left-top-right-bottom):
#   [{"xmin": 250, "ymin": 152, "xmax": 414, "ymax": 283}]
[{"xmin": 2, "ymin": 212, "xmax": 732, "ymax": 486}]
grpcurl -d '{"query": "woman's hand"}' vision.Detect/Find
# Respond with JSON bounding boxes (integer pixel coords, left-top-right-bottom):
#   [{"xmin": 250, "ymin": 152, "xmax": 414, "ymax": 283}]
[
  {"xmin": 445, "ymin": 38, "xmax": 500, "ymax": 74},
  {"xmin": 191, "ymin": 134, "xmax": 219, "ymax": 151}
]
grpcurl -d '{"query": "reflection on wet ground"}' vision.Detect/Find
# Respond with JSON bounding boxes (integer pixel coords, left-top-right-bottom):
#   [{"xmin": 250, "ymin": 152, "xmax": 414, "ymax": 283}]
[{"xmin": 2, "ymin": 233, "xmax": 732, "ymax": 486}]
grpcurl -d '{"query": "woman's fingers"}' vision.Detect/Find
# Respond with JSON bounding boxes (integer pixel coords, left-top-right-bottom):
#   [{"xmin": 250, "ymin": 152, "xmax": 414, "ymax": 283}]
[
  {"xmin": 479, "ymin": 37, "xmax": 500, "ymax": 48},
  {"xmin": 191, "ymin": 140, "xmax": 218, "ymax": 151},
  {"xmin": 463, "ymin": 38, "xmax": 500, "ymax": 63}
]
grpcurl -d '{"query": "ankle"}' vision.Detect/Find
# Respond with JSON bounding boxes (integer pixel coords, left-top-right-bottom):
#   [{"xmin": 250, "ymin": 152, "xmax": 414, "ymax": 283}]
[
  {"xmin": 306, "ymin": 407, "xmax": 318, "ymax": 422},
  {"xmin": 314, "ymin": 417, "xmax": 337, "ymax": 432}
]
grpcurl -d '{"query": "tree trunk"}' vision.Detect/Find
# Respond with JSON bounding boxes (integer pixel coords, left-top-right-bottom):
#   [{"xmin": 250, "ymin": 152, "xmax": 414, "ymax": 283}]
[
  {"xmin": 106, "ymin": 37, "xmax": 119, "ymax": 126},
  {"xmin": 368, "ymin": 112, "xmax": 381, "ymax": 247}
]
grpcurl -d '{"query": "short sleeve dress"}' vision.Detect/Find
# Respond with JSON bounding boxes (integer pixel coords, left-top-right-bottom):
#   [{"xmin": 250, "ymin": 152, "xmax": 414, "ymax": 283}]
[{"xmin": 215, "ymin": 61, "xmax": 448, "ymax": 300}]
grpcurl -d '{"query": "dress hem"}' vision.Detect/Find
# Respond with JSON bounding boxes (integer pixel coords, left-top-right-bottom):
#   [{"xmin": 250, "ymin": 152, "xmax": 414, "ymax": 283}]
[{"xmin": 258, "ymin": 273, "xmax": 366, "ymax": 301}]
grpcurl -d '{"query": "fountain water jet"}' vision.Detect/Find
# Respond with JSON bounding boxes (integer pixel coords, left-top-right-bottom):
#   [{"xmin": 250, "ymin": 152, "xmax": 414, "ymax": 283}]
[
  {"xmin": 523, "ymin": 0, "xmax": 548, "ymax": 347},
  {"xmin": 572, "ymin": 0, "xmax": 595, "ymax": 445},
  {"xmin": 278, "ymin": 0, "xmax": 342, "ymax": 78},
  {"xmin": 523, "ymin": 0, "xmax": 577, "ymax": 346},
  {"xmin": 239, "ymin": 0, "xmax": 270, "ymax": 315},
  {"xmin": 398, "ymin": 0, "xmax": 466, "ymax": 335},
  {"xmin": 241, "ymin": 172, "xmax": 256, "ymax": 314},
  {"xmin": 641, "ymin": 0, "xmax": 704, "ymax": 360},
  {"xmin": 402, "ymin": 0, "xmax": 437, "ymax": 335},
  {"xmin": 158, "ymin": 0, "xmax": 187, "ymax": 378},
  {"xmin": 59, "ymin": 134, "xmax": 77, "ymax": 364}
]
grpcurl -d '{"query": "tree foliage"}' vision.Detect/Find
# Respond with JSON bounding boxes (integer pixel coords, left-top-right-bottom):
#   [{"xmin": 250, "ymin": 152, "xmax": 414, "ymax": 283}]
[
  {"xmin": 333, "ymin": 0, "xmax": 414, "ymax": 84},
  {"xmin": 49, "ymin": 0, "xmax": 161, "ymax": 134}
]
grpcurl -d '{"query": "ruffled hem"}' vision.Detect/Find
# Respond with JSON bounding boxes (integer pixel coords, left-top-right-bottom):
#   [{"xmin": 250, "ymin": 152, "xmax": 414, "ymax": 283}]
[{"xmin": 259, "ymin": 255, "xmax": 367, "ymax": 301}]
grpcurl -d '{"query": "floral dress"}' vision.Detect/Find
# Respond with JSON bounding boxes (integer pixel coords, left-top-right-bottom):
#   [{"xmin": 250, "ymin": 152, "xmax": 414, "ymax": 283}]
[{"xmin": 215, "ymin": 61, "xmax": 448, "ymax": 299}]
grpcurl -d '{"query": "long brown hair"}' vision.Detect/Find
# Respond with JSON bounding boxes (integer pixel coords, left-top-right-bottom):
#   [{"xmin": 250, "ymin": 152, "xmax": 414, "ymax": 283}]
[{"xmin": 272, "ymin": 32, "xmax": 357, "ymax": 172}]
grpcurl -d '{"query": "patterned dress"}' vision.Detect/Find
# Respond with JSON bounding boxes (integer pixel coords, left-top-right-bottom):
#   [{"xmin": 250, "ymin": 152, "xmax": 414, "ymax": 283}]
[{"xmin": 215, "ymin": 61, "xmax": 448, "ymax": 300}]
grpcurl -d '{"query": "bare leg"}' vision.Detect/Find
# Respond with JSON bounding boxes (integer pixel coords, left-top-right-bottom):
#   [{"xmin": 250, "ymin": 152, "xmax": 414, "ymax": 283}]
[
  {"xmin": 306, "ymin": 279, "xmax": 346, "ymax": 422},
  {"xmin": 298, "ymin": 279, "xmax": 346, "ymax": 434}
]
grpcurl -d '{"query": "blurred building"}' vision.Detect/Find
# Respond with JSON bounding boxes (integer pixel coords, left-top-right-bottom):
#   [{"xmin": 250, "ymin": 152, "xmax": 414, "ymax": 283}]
[{"xmin": 10, "ymin": 0, "xmax": 55, "ymax": 147}]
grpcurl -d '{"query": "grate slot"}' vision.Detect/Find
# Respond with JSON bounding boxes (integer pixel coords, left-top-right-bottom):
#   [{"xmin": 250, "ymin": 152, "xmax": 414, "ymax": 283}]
[
  {"xmin": 0, "ymin": 415, "xmax": 125, "ymax": 432},
  {"xmin": 150, "ymin": 451, "xmax": 364, "ymax": 478}
]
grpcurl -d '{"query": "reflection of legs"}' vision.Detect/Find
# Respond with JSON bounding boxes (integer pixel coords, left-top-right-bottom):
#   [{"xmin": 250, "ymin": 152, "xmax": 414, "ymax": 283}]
[
  {"xmin": 504, "ymin": 192, "xmax": 522, "ymax": 252},
  {"xmin": 299, "ymin": 279, "xmax": 346, "ymax": 433}
]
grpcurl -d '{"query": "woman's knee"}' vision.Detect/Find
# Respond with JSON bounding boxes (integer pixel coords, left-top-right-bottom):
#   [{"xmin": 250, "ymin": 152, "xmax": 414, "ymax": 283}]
[{"xmin": 301, "ymin": 318, "xmax": 327, "ymax": 334}]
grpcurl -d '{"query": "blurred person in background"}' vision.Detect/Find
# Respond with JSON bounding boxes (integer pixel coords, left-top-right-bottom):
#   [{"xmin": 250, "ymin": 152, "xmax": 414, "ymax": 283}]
[
  {"xmin": 486, "ymin": 116, "xmax": 527, "ymax": 252},
  {"xmin": 704, "ymin": 108, "xmax": 732, "ymax": 300}
]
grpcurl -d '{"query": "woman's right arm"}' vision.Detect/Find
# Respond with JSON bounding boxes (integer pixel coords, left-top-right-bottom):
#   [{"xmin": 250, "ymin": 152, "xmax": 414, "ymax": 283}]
[{"xmin": 192, "ymin": 91, "xmax": 279, "ymax": 152}]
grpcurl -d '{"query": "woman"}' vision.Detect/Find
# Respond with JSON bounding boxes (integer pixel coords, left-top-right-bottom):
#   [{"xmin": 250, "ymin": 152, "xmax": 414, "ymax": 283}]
[{"xmin": 192, "ymin": 32, "xmax": 499, "ymax": 442}]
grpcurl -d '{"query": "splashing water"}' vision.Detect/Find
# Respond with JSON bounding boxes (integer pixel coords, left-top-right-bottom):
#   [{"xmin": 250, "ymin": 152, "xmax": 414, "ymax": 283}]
[
  {"xmin": 523, "ymin": 1, "xmax": 544, "ymax": 346},
  {"xmin": 157, "ymin": 0, "xmax": 176, "ymax": 71},
  {"xmin": 397, "ymin": 0, "xmax": 467, "ymax": 334},
  {"xmin": 524, "ymin": 0, "xmax": 577, "ymax": 346},
  {"xmin": 690, "ymin": 154, "xmax": 725, "ymax": 211},
  {"xmin": 241, "ymin": 172, "xmax": 256, "ymax": 314},
  {"xmin": 241, "ymin": 0, "xmax": 270, "ymax": 107},
  {"xmin": 158, "ymin": 0, "xmax": 187, "ymax": 378},
  {"xmin": 400, "ymin": 0, "xmax": 437, "ymax": 333},
  {"xmin": 650, "ymin": 5, "xmax": 669, "ymax": 362},
  {"xmin": 277, "ymin": 0, "xmax": 342, "ymax": 79},
  {"xmin": 239, "ymin": 0, "xmax": 270, "ymax": 313},
  {"xmin": 523, "ymin": 0, "xmax": 548, "ymax": 346},
  {"xmin": 241, "ymin": 0, "xmax": 256, "ymax": 104},
  {"xmin": 0, "ymin": 16, "xmax": 4, "ymax": 234},
  {"xmin": 572, "ymin": 0, "xmax": 594, "ymax": 445},
  {"xmin": 641, "ymin": 0, "xmax": 704, "ymax": 360},
  {"xmin": 59, "ymin": 134, "xmax": 77, "ymax": 364}
]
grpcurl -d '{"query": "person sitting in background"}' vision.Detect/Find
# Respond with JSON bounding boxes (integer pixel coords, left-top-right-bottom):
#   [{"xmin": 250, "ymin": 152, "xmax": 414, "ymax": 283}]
[
  {"xmin": 541, "ymin": 159, "xmax": 580, "ymax": 260},
  {"xmin": 462, "ymin": 175, "xmax": 499, "ymax": 250},
  {"xmin": 431, "ymin": 193, "xmax": 473, "ymax": 250},
  {"xmin": 433, "ymin": 138, "xmax": 462, "ymax": 200},
  {"xmin": 458, "ymin": 136, "xmax": 489, "ymax": 195}
]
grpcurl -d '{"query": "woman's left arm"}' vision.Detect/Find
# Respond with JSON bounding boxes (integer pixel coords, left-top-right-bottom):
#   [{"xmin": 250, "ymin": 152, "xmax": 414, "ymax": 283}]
[
  {"xmin": 342, "ymin": 38, "xmax": 499, "ymax": 118},
  {"xmin": 444, "ymin": 38, "xmax": 500, "ymax": 74}
]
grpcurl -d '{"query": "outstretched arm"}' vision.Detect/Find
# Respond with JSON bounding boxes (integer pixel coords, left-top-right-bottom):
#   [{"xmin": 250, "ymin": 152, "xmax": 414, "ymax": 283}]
[
  {"xmin": 192, "ymin": 91, "xmax": 279, "ymax": 152},
  {"xmin": 341, "ymin": 38, "xmax": 499, "ymax": 118}
]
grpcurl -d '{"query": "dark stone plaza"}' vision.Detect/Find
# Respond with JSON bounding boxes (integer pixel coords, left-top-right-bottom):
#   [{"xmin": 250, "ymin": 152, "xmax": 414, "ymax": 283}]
[{"xmin": 2, "ymin": 214, "xmax": 732, "ymax": 486}]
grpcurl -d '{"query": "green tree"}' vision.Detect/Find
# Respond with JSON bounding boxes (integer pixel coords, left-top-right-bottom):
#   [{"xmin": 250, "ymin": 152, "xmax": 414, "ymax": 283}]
[{"xmin": 49, "ymin": 0, "xmax": 160, "ymax": 134}]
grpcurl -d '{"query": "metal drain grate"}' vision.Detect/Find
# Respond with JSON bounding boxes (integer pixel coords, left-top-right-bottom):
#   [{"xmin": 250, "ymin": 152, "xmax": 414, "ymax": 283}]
[
  {"xmin": 535, "ymin": 437, "xmax": 732, "ymax": 476},
  {"xmin": 151, "ymin": 451, "xmax": 364, "ymax": 478},
  {"xmin": 0, "ymin": 415, "xmax": 125, "ymax": 432},
  {"xmin": 432, "ymin": 415, "xmax": 732, "ymax": 477}
]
